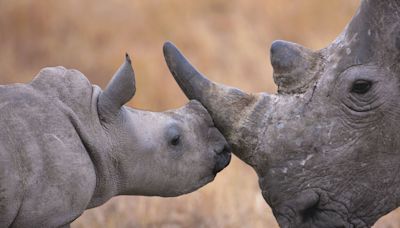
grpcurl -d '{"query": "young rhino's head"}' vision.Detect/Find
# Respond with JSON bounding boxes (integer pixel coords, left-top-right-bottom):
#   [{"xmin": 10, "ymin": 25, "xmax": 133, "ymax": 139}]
[{"xmin": 97, "ymin": 55, "xmax": 230, "ymax": 197}]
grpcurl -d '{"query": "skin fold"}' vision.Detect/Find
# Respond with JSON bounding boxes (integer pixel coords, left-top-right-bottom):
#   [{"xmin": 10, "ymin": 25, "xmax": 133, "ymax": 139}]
[
  {"xmin": 0, "ymin": 54, "xmax": 231, "ymax": 227},
  {"xmin": 163, "ymin": 0, "xmax": 400, "ymax": 227}
]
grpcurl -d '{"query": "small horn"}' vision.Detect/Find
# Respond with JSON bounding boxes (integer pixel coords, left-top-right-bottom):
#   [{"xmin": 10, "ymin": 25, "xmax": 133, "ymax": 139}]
[
  {"xmin": 270, "ymin": 40, "xmax": 320, "ymax": 94},
  {"xmin": 98, "ymin": 54, "xmax": 136, "ymax": 119}
]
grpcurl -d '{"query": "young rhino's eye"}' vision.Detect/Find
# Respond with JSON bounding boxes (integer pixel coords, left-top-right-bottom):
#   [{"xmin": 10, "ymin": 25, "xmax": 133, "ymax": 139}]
[
  {"xmin": 351, "ymin": 79, "xmax": 372, "ymax": 94},
  {"xmin": 166, "ymin": 124, "xmax": 182, "ymax": 147},
  {"xmin": 170, "ymin": 135, "xmax": 181, "ymax": 146}
]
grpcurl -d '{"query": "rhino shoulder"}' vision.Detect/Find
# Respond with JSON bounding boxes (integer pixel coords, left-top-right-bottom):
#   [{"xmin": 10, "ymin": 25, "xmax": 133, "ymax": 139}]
[
  {"xmin": 29, "ymin": 66, "xmax": 99, "ymax": 119},
  {"xmin": 30, "ymin": 66, "xmax": 94, "ymax": 102}
]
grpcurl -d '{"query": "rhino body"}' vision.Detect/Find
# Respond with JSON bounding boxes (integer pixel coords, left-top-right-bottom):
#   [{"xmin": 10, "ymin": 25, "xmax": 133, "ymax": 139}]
[
  {"xmin": 0, "ymin": 56, "xmax": 231, "ymax": 227},
  {"xmin": 164, "ymin": 0, "xmax": 400, "ymax": 227},
  {"xmin": 0, "ymin": 67, "xmax": 99, "ymax": 227}
]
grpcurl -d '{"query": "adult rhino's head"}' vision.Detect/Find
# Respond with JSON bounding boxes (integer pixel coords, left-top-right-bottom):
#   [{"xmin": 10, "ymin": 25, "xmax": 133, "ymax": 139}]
[
  {"xmin": 96, "ymin": 54, "xmax": 230, "ymax": 199},
  {"xmin": 164, "ymin": 0, "xmax": 400, "ymax": 226}
]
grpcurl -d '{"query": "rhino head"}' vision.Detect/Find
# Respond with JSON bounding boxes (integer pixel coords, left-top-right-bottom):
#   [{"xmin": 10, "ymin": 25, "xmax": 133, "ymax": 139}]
[
  {"xmin": 88, "ymin": 54, "xmax": 231, "ymax": 206},
  {"xmin": 163, "ymin": 0, "xmax": 400, "ymax": 226}
]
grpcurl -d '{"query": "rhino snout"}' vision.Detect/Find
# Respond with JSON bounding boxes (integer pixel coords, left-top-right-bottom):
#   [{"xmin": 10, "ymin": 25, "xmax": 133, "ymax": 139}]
[{"xmin": 213, "ymin": 140, "xmax": 231, "ymax": 174}]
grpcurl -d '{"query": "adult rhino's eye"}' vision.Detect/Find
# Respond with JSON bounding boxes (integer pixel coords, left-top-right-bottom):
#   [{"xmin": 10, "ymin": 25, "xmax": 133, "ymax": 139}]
[
  {"xmin": 170, "ymin": 135, "xmax": 181, "ymax": 146},
  {"xmin": 351, "ymin": 80, "xmax": 372, "ymax": 94}
]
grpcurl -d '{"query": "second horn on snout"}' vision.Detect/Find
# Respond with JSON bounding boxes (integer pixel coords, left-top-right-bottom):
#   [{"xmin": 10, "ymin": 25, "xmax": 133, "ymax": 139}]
[{"xmin": 270, "ymin": 40, "xmax": 321, "ymax": 94}]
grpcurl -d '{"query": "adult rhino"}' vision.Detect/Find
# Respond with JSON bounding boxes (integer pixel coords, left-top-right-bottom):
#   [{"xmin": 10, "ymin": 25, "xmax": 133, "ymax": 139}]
[
  {"xmin": 0, "ymin": 54, "xmax": 231, "ymax": 227},
  {"xmin": 163, "ymin": 0, "xmax": 400, "ymax": 227}
]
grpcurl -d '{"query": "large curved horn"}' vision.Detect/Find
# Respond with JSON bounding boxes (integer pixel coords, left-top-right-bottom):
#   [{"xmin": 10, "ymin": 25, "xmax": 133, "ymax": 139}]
[{"xmin": 163, "ymin": 42, "xmax": 263, "ymax": 161}]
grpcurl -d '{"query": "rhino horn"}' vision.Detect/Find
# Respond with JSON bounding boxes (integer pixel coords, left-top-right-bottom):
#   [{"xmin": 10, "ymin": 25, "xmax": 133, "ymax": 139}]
[
  {"xmin": 99, "ymin": 54, "xmax": 136, "ymax": 118},
  {"xmin": 163, "ymin": 41, "xmax": 260, "ymax": 155},
  {"xmin": 270, "ymin": 40, "xmax": 320, "ymax": 94}
]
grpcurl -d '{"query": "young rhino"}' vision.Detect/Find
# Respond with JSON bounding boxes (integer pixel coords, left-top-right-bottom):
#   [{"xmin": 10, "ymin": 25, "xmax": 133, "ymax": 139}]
[{"xmin": 0, "ymin": 54, "xmax": 231, "ymax": 228}]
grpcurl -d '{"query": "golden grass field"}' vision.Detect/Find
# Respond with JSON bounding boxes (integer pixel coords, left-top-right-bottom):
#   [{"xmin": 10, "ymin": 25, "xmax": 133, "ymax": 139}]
[{"xmin": 0, "ymin": 0, "xmax": 399, "ymax": 227}]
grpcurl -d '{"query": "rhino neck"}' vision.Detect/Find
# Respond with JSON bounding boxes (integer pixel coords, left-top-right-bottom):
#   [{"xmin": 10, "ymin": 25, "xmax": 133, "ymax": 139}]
[
  {"xmin": 30, "ymin": 68, "xmax": 121, "ymax": 208},
  {"xmin": 73, "ymin": 86, "xmax": 121, "ymax": 208}
]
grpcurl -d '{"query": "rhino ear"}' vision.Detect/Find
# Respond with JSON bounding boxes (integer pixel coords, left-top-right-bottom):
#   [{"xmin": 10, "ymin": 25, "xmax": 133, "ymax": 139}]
[{"xmin": 98, "ymin": 53, "xmax": 136, "ymax": 118}]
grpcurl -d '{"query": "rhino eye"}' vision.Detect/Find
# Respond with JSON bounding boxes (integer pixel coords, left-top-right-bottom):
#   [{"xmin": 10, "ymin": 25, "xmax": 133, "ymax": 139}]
[
  {"xmin": 351, "ymin": 80, "xmax": 372, "ymax": 94},
  {"xmin": 170, "ymin": 135, "xmax": 181, "ymax": 146}
]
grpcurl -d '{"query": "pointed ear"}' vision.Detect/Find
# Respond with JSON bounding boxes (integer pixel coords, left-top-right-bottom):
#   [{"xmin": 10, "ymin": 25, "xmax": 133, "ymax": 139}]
[{"xmin": 98, "ymin": 53, "xmax": 136, "ymax": 118}]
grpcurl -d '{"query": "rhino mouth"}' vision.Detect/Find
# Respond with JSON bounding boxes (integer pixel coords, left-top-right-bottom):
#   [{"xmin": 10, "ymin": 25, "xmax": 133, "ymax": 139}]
[{"xmin": 270, "ymin": 189, "xmax": 362, "ymax": 228}]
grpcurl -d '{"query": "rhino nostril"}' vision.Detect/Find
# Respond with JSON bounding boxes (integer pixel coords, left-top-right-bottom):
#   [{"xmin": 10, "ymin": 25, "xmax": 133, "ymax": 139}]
[
  {"xmin": 215, "ymin": 143, "xmax": 231, "ymax": 154},
  {"xmin": 222, "ymin": 144, "xmax": 231, "ymax": 154},
  {"xmin": 289, "ymin": 190, "xmax": 320, "ymax": 224},
  {"xmin": 213, "ymin": 148, "xmax": 231, "ymax": 174},
  {"xmin": 301, "ymin": 199, "xmax": 320, "ymax": 223}
]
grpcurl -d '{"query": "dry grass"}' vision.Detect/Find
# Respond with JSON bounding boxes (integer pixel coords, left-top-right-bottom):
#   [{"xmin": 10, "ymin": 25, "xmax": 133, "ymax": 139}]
[{"xmin": 0, "ymin": 0, "xmax": 399, "ymax": 227}]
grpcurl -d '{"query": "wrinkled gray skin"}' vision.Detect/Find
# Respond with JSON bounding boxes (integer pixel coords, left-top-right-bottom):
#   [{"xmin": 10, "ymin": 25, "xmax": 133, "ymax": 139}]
[
  {"xmin": 163, "ymin": 0, "xmax": 400, "ymax": 227},
  {"xmin": 0, "ymin": 54, "xmax": 231, "ymax": 227}
]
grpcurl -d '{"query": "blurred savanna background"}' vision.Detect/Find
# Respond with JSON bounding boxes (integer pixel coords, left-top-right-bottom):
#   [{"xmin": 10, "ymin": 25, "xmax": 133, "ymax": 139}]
[{"xmin": 1, "ymin": 0, "xmax": 399, "ymax": 227}]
